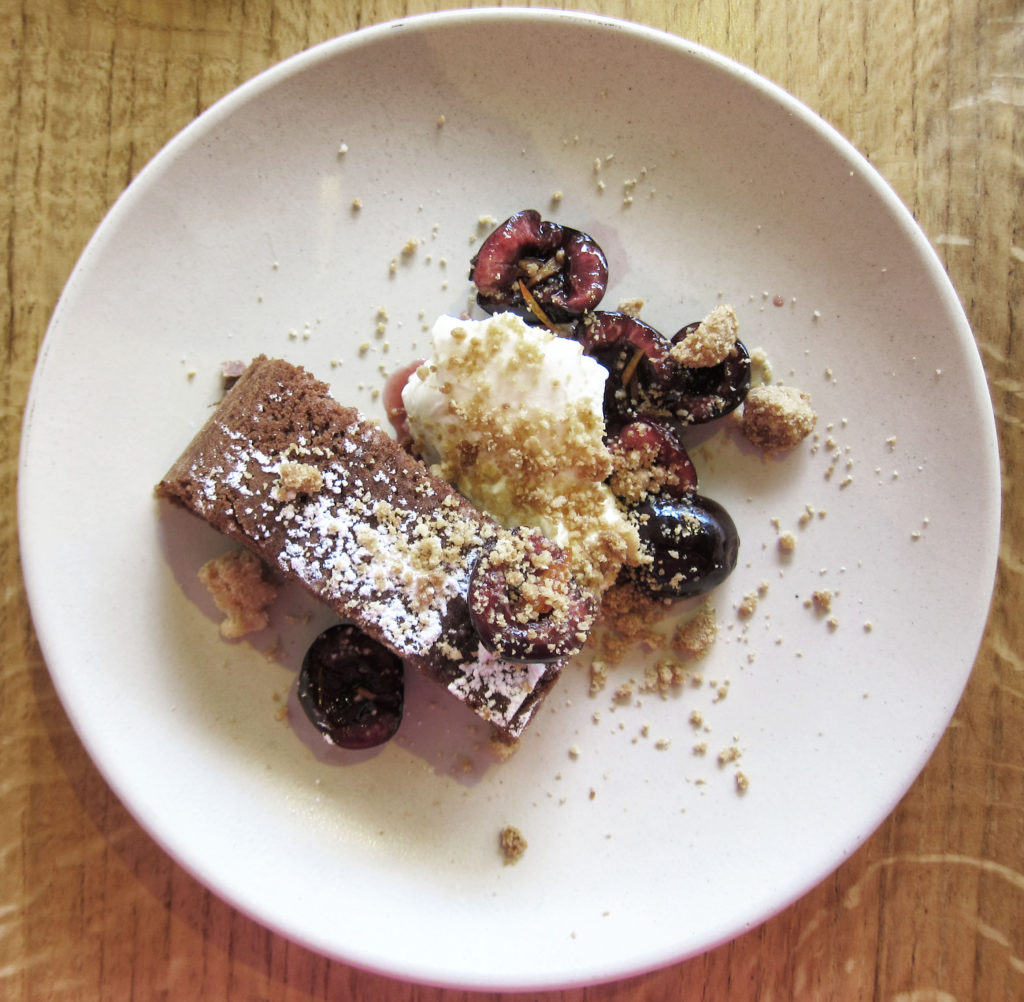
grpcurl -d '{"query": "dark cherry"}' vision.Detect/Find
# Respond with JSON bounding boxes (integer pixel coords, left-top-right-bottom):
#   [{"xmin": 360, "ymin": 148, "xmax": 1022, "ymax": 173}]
[
  {"xmin": 668, "ymin": 321, "xmax": 752, "ymax": 423},
  {"xmin": 628, "ymin": 494, "xmax": 740, "ymax": 600},
  {"xmin": 607, "ymin": 416, "xmax": 699, "ymax": 498},
  {"xmin": 298, "ymin": 624, "xmax": 404, "ymax": 749},
  {"xmin": 469, "ymin": 210, "xmax": 608, "ymax": 323},
  {"xmin": 467, "ymin": 530, "xmax": 596, "ymax": 663},
  {"xmin": 573, "ymin": 311, "xmax": 751, "ymax": 426}
]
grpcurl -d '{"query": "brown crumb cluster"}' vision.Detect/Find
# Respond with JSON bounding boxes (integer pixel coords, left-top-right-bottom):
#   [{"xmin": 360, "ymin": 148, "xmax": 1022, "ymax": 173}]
[
  {"xmin": 198, "ymin": 548, "xmax": 279, "ymax": 639},
  {"xmin": 669, "ymin": 305, "xmax": 739, "ymax": 368},
  {"xmin": 607, "ymin": 436, "xmax": 680, "ymax": 505},
  {"xmin": 498, "ymin": 825, "xmax": 528, "ymax": 865},
  {"xmin": 276, "ymin": 460, "xmax": 324, "ymax": 498},
  {"xmin": 587, "ymin": 587, "xmax": 720, "ymax": 696},
  {"xmin": 741, "ymin": 384, "xmax": 818, "ymax": 452},
  {"xmin": 591, "ymin": 583, "xmax": 672, "ymax": 669},
  {"xmin": 672, "ymin": 603, "xmax": 718, "ymax": 659}
]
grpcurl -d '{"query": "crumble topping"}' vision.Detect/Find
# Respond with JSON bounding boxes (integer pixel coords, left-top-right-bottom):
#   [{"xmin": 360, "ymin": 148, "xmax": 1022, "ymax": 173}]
[
  {"xmin": 498, "ymin": 825, "xmax": 528, "ymax": 865},
  {"xmin": 198, "ymin": 548, "xmax": 279, "ymax": 639},
  {"xmin": 741, "ymin": 384, "xmax": 818, "ymax": 452},
  {"xmin": 671, "ymin": 603, "xmax": 718, "ymax": 658},
  {"xmin": 275, "ymin": 460, "xmax": 324, "ymax": 498},
  {"xmin": 607, "ymin": 437, "xmax": 680, "ymax": 505},
  {"xmin": 470, "ymin": 529, "xmax": 590, "ymax": 635},
  {"xmin": 669, "ymin": 304, "xmax": 739, "ymax": 368}
]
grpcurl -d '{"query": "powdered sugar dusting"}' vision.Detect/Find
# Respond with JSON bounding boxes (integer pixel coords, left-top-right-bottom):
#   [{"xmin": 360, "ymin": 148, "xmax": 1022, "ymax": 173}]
[{"xmin": 448, "ymin": 646, "xmax": 548, "ymax": 728}]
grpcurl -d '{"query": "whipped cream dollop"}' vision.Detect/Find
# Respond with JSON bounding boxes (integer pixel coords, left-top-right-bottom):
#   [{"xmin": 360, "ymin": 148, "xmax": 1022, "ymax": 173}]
[{"xmin": 402, "ymin": 312, "xmax": 640, "ymax": 592}]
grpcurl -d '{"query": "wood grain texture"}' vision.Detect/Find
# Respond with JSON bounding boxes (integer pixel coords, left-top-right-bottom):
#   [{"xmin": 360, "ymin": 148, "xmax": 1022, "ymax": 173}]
[{"xmin": 3, "ymin": 1, "xmax": 1021, "ymax": 999}]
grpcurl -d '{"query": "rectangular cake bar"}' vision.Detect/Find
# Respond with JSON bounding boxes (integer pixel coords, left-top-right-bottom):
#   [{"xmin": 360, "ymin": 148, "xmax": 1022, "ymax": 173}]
[{"xmin": 157, "ymin": 355, "xmax": 563, "ymax": 738}]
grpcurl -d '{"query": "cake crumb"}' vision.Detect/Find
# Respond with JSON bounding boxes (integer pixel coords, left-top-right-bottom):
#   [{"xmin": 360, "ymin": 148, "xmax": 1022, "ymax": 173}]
[
  {"xmin": 718, "ymin": 745, "xmax": 741, "ymax": 765},
  {"xmin": 741, "ymin": 384, "xmax": 817, "ymax": 452},
  {"xmin": 499, "ymin": 825, "xmax": 527, "ymax": 865},
  {"xmin": 198, "ymin": 549, "xmax": 279, "ymax": 639},
  {"xmin": 750, "ymin": 346, "xmax": 774, "ymax": 383},
  {"xmin": 220, "ymin": 359, "xmax": 247, "ymax": 390},
  {"xmin": 589, "ymin": 659, "xmax": 609, "ymax": 694},
  {"xmin": 641, "ymin": 658, "xmax": 690, "ymax": 694}
]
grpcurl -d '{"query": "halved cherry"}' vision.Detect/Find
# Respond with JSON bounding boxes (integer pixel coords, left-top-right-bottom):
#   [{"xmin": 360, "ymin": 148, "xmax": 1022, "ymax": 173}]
[
  {"xmin": 467, "ymin": 529, "xmax": 596, "ymax": 663},
  {"xmin": 298, "ymin": 624, "xmax": 404, "ymax": 749},
  {"xmin": 574, "ymin": 311, "xmax": 750, "ymax": 425},
  {"xmin": 607, "ymin": 416, "xmax": 699, "ymax": 499},
  {"xmin": 470, "ymin": 210, "xmax": 608, "ymax": 324}
]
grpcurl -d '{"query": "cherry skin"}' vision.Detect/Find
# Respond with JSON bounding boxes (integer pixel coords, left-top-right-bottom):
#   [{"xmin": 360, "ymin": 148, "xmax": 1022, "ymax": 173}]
[
  {"xmin": 470, "ymin": 210, "xmax": 608, "ymax": 323},
  {"xmin": 627, "ymin": 494, "xmax": 740, "ymax": 599},
  {"xmin": 298, "ymin": 624, "xmax": 404, "ymax": 749}
]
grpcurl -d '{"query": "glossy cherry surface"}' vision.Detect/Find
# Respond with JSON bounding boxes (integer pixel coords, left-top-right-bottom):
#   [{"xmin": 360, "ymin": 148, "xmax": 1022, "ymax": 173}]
[
  {"xmin": 469, "ymin": 209, "xmax": 608, "ymax": 323},
  {"xmin": 628, "ymin": 494, "xmax": 740, "ymax": 599},
  {"xmin": 298, "ymin": 624, "xmax": 404, "ymax": 749}
]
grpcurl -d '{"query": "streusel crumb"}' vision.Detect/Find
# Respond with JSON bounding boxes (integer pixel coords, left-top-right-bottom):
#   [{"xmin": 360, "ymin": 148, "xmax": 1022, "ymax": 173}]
[
  {"xmin": 669, "ymin": 304, "xmax": 739, "ymax": 368},
  {"xmin": 671, "ymin": 603, "xmax": 718, "ymax": 659},
  {"xmin": 499, "ymin": 825, "xmax": 528, "ymax": 865},
  {"xmin": 277, "ymin": 461, "xmax": 324, "ymax": 497},
  {"xmin": 741, "ymin": 384, "xmax": 817, "ymax": 452}
]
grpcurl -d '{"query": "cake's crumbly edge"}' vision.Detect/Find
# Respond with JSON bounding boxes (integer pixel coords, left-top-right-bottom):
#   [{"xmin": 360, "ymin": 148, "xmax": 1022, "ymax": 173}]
[{"xmin": 198, "ymin": 548, "xmax": 279, "ymax": 639}]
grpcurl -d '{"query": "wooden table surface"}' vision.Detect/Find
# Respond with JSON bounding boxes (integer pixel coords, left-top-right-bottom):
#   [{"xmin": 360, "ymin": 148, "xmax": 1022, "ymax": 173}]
[{"xmin": 3, "ymin": 1, "xmax": 1021, "ymax": 999}]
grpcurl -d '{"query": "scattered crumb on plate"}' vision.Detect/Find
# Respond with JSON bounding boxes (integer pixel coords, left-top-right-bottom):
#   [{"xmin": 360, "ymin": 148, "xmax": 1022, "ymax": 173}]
[{"xmin": 499, "ymin": 825, "xmax": 528, "ymax": 865}]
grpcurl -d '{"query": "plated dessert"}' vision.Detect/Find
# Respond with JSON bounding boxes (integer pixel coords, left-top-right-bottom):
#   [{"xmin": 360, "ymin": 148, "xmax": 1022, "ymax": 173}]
[{"xmin": 157, "ymin": 210, "xmax": 815, "ymax": 751}]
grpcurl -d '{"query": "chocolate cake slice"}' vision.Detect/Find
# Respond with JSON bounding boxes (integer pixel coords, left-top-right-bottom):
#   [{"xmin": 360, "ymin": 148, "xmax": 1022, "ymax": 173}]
[{"xmin": 157, "ymin": 355, "xmax": 566, "ymax": 739}]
